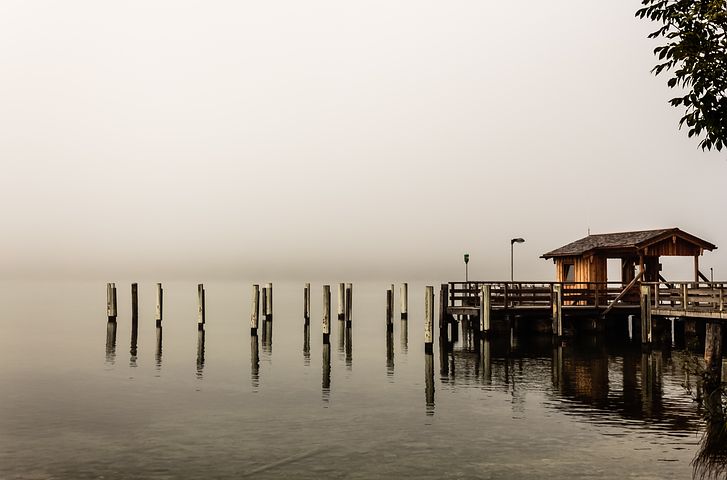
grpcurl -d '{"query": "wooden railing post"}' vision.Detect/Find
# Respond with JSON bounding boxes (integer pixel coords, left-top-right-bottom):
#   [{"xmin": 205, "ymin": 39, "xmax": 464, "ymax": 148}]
[{"xmin": 682, "ymin": 284, "xmax": 688, "ymax": 312}]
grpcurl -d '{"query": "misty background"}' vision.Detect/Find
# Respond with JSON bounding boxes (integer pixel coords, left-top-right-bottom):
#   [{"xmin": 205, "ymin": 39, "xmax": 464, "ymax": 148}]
[{"xmin": 1, "ymin": 0, "xmax": 725, "ymax": 281}]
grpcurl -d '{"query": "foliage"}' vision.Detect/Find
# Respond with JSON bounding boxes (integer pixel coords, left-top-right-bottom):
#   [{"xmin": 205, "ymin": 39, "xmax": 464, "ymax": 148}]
[{"xmin": 636, "ymin": 0, "xmax": 727, "ymax": 151}]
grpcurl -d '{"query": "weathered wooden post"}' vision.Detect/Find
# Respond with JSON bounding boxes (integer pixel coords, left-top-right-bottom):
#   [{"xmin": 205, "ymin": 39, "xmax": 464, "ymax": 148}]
[
  {"xmin": 304, "ymin": 283, "xmax": 311, "ymax": 325},
  {"xmin": 105, "ymin": 318, "xmax": 117, "ymax": 364},
  {"xmin": 155, "ymin": 283, "xmax": 163, "ymax": 327},
  {"xmin": 386, "ymin": 288, "xmax": 393, "ymax": 332},
  {"xmin": 106, "ymin": 283, "xmax": 117, "ymax": 322},
  {"xmin": 705, "ymin": 320, "xmax": 723, "ymax": 389},
  {"xmin": 479, "ymin": 285, "xmax": 491, "ymax": 335},
  {"xmin": 425, "ymin": 286, "xmax": 434, "ymax": 353},
  {"xmin": 303, "ymin": 323, "xmax": 311, "ymax": 365},
  {"xmin": 250, "ymin": 284, "xmax": 260, "ymax": 335},
  {"xmin": 552, "ymin": 284, "xmax": 563, "ymax": 337},
  {"xmin": 439, "ymin": 283, "xmax": 449, "ymax": 344},
  {"xmin": 322, "ymin": 285, "xmax": 331, "ymax": 343},
  {"xmin": 345, "ymin": 283, "xmax": 353, "ymax": 326},
  {"xmin": 401, "ymin": 283, "xmax": 408, "ymax": 320},
  {"xmin": 131, "ymin": 283, "xmax": 139, "ymax": 321},
  {"xmin": 261, "ymin": 286, "xmax": 268, "ymax": 320},
  {"xmin": 338, "ymin": 283, "xmax": 345, "ymax": 320},
  {"xmin": 640, "ymin": 285, "xmax": 652, "ymax": 345},
  {"xmin": 265, "ymin": 283, "xmax": 273, "ymax": 321},
  {"xmin": 197, "ymin": 284, "xmax": 205, "ymax": 330}
]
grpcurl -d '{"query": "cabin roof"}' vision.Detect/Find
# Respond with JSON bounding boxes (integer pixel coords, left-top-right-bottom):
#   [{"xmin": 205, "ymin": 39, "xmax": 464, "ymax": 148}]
[{"xmin": 541, "ymin": 228, "xmax": 717, "ymax": 259}]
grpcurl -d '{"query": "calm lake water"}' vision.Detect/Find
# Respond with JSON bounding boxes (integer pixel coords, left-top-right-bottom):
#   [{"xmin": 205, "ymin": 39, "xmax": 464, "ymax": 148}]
[{"xmin": 0, "ymin": 281, "xmax": 706, "ymax": 479}]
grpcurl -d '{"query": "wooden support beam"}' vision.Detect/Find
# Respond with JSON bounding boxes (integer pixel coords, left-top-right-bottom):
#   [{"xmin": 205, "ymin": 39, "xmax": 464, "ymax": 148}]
[
  {"xmin": 479, "ymin": 285, "xmax": 491, "ymax": 334},
  {"xmin": 386, "ymin": 289, "xmax": 393, "ymax": 332},
  {"xmin": 338, "ymin": 283, "xmax": 345, "ymax": 320},
  {"xmin": 425, "ymin": 286, "xmax": 434, "ymax": 353},
  {"xmin": 640, "ymin": 285, "xmax": 652, "ymax": 344},
  {"xmin": 251, "ymin": 284, "xmax": 260, "ymax": 335},
  {"xmin": 345, "ymin": 283, "xmax": 352, "ymax": 326},
  {"xmin": 401, "ymin": 283, "xmax": 408, "ymax": 320},
  {"xmin": 322, "ymin": 285, "xmax": 330, "ymax": 343},
  {"xmin": 106, "ymin": 283, "xmax": 117, "ymax": 321},
  {"xmin": 601, "ymin": 270, "xmax": 644, "ymax": 318},
  {"xmin": 552, "ymin": 284, "xmax": 563, "ymax": 337},
  {"xmin": 304, "ymin": 283, "xmax": 310, "ymax": 325},
  {"xmin": 155, "ymin": 283, "xmax": 163, "ymax": 327},
  {"xmin": 197, "ymin": 284, "xmax": 205, "ymax": 330}
]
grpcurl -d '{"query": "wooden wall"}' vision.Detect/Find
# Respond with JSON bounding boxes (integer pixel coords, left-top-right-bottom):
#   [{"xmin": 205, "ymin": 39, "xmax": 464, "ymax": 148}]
[{"xmin": 554, "ymin": 255, "xmax": 607, "ymax": 284}]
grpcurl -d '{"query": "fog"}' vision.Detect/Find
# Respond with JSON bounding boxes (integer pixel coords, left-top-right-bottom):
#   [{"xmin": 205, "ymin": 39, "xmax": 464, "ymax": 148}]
[{"xmin": 1, "ymin": 0, "xmax": 725, "ymax": 281}]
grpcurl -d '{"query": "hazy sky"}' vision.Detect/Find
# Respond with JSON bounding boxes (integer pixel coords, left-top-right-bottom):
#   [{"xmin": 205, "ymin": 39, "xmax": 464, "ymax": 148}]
[{"xmin": 1, "ymin": 0, "xmax": 725, "ymax": 281}]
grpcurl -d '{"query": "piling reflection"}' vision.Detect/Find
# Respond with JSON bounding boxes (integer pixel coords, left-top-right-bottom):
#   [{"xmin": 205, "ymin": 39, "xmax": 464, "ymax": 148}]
[
  {"xmin": 480, "ymin": 338, "xmax": 491, "ymax": 384},
  {"xmin": 130, "ymin": 318, "xmax": 138, "ymax": 368},
  {"xmin": 251, "ymin": 334, "xmax": 260, "ymax": 388},
  {"xmin": 105, "ymin": 320, "xmax": 117, "ymax": 365},
  {"xmin": 425, "ymin": 352, "xmax": 435, "ymax": 416},
  {"xmin": 261, "ymin": 320, "xmax": 273, "ymax": 355},
  {"xmin": 386, "ymin": 330, "xmax": 394, "ymax": 378},
  {"xmin": 337, "ymin": 320, "xmax": 345, "ymax": 357},
  {"xmin": 196, "ymin": 329, "xmax": 205, "ymax": 379},
  {"xmin": 303, "ymin": 324, "xmax": 310, "ymax": 366},
  {"xmin": 345, "ymin": 325, "xmax": 352, "ymax": 369},
  {"xmin": 322, "ymin": 342, "xmax": 331, "ymax": 403},
  {"xmin": 155, "ymin": 326, "xmax": 163, "ymax": 370},
  {"xmin": 401, "ymin": 319, "xmax": 408, "ymax": 353}
]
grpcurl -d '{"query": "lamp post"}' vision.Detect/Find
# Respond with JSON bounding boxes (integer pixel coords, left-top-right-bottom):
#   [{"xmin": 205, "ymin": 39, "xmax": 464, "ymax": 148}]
[
  {"xmin": 510, "ymin": 238, "xmax": 525, "ymax": 282},
  {"xmin": 464, "ymin": 254, "xmax": 470, "ymax": 283}
]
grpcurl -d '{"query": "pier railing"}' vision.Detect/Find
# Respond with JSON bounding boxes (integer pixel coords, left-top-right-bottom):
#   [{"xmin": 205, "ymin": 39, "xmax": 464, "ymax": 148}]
[
  {"xmin": 642, "ymin": 282, "xmax": 726, "ymax": 314},
  {"xmin": 448, "ymin": 281, "xmax": 637, "ymax": 310}
]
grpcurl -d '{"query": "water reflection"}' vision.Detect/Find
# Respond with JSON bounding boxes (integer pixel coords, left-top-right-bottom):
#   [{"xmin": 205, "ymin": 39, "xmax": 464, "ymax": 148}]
[
  {"xmin": 400, "ymin": 319, "xmax": 408, "ymax": 353},
  {"xmin": 130, "ymin": 317, "xmax": 138, "ymax": 368},
  {"xmin": 345, "ymin": 324, "xmax": 352, "ymax": 369},
  {"xmin": 386, "ymin": 330, "xmax": 394, "ymax": 378},
  {"xmin": 303, "ymin": 324, "xmax": 310, "ymax": 366},
  {"xmin": 105, "ymin": 320, "xmax": 117, "ymax": 365},
  {"xmin": 261, "ymin": 320, "xmax": 273, "ymax": 355},
  {"xmin": 155, "ymin": 326, "xmax": 163, "ymax": 370},
  {"xmin": 322, "ymin": 342, "xmax": 331, "ymax": 403},
  {"xmin": 425, "ymin": 352, "xmax": 434, "ymax": 416},
  {"xmin": 196, "ymin": 329, "xmax": 205, "ymax": 379},
  {"xmin": 337, "ymin": 320, "xmax": 345, "ymax": 358},
  {"xmin": 251, "ymin": 334, "xmax": 259, "ymax": 389},
  {"xmin": 480, "ymin": 338, "xmax": 491, "ymax": 384}
]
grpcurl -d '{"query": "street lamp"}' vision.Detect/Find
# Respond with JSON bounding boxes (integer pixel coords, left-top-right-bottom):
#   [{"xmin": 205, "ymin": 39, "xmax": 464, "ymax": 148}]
[
  {"xmin": 464, "ymin": 253, "xmax": 470, "ymax": 283},
  {"xmin": 510, "ymin": 238, "xmax": 525, "ymax": 282}
]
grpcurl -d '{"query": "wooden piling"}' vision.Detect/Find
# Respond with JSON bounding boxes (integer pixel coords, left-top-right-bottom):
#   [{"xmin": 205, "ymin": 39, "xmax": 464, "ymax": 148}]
[
  {"xmin": 705, "ymin": 320, "xmax": 723, "ymax": 389},
  {"xmin": 265, "ymin": 283, "xmax": 273, "ymax": 321},
  {"xmin": 386, "ymin": 289, "xmax": 393, "ymax": 332},
  {"xmin": 304, "ymin": 283, "xmax": 311, "ymax": 325},
  {"xmin": 155, "ymin": 283, "xmax": 163, "ymax": 327},
  {"xmin": 552, "ymin": 284, "xmax": 563, "ymax": 337},
  {"xmin": 131, "ymin": 283, "xmax": 138, "ymax": 321},
  {"xmin": 338, "ymin": 283, "xmax": 345, "ymax": 320},
  {"xmin": 261, "ymin": 285, "xmax": 268, "ymax": 322},
  {"xmin": 425, "ymin": 285, "xmax": 434, "ymax": 353},
  {"xmin": 322, "ymin": 285, "xmax": 331, "ymax": 343},
  {"xmin": 640, "ymin": 285, "xmax": 652, "ymax": 344},
  {"xmin": 251, "ymin": 284, "xmax": 260, "ymax": 335},
  {"xmin": 401, "ymin": 283, "xmax": 408, "ymax": 320},
  {"xmin": 425, "ymin": 350, "xmax": 434, "ymax": 415},
  {"xmin": 479, "ymin": 285, "xmax": 491, "ymax": 335},
  {"xmin": 106, "ymin": 283, "xmax": 117, "ymax": 321},
  {"xmin": 197, "ymin": 284, "xmax": 205, "ymax": 330},
  {"xmin": 345, "ymin": 283, "xmax": 352, "ymax": 326},
  {"xmin": 439, "ymin": 284, "xmax": 449, "ymax": 343}
]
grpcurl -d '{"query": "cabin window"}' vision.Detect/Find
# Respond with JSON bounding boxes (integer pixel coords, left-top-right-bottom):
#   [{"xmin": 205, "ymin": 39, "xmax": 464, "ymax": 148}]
[{"xmin": 563, "ymin": 263, "xmax": 575, "ymax": 282}]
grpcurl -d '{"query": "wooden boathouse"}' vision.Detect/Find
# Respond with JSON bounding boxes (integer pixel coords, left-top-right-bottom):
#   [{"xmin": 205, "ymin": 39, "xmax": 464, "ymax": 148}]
[{"xmin": 442, "ymin": 228, "xmax": 723, "ymax": 342}]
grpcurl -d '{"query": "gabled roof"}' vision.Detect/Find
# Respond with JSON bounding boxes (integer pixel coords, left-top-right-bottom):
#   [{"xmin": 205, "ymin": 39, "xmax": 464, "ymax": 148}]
[{"xmin": 541, "ymin": 228, "xmax": 717, "ymax": 259}]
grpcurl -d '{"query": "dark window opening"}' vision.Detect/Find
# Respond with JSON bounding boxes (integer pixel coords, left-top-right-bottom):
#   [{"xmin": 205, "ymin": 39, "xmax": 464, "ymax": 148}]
[{"xmin": 563, "ymin": 263, "xmax": 575, "ymax": 282}]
